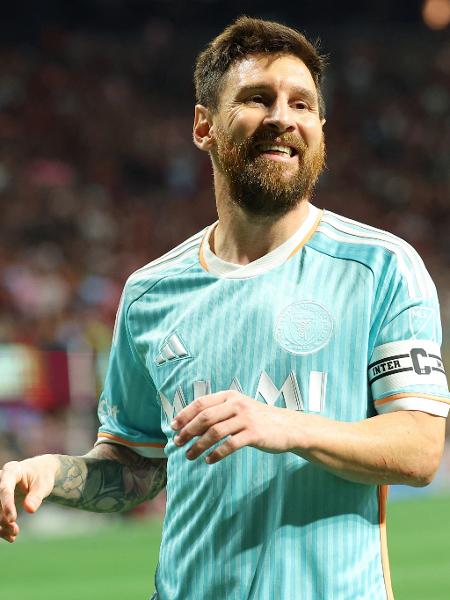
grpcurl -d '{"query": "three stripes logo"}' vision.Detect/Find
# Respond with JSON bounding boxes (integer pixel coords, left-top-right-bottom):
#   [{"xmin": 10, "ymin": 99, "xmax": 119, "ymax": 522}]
[{"xmin": 155, "ymin": 332, "xmax": 191, "ymax": 366}]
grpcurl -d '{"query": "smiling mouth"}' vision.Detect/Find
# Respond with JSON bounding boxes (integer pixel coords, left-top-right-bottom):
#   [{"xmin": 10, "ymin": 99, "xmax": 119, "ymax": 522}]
[{"xmin": 254, "ymin": 143, "xmax": 298, "ymax": 158}]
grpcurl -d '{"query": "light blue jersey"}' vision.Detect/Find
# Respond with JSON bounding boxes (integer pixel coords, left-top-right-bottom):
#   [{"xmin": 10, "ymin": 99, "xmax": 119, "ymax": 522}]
[{"xmin": 97, "ymin": 205, "xmax": 449, "ymax": 600}]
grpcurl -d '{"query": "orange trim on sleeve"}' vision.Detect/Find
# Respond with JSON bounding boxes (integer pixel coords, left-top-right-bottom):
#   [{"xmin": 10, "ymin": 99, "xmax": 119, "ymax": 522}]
[
  {"xmin": 287, "ymin": 209, "xmax": 324, "ymax": 258},
  {"xmin": 375, "ymin": 392, "xmax": 450, "ymax": 406},
  {"xmin": 378, "ymin": 485, "xmax": 394, "ymax": 600},
  {"xmin": 97, "ymin": 432, "xmax": 165, "ymax": 448}
]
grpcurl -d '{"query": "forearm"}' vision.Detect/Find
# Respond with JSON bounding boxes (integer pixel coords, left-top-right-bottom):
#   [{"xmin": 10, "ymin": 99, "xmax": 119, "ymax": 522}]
[
  {"xmin": 47, "ymin": 444, "xmax": 167, "ymax": 513},
  {"xmin": 292, "ymin": 410, "xmax": 445, "ymax": 486}
]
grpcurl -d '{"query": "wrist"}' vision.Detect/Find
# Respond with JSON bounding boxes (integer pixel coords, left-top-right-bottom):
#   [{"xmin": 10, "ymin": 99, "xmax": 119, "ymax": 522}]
[
  {"xmin": 287, "ymin": 411, "xmax": 312, "ymax": 455},
  {"xmin": 31, "ymin": 454, "xmax": 63, "ymax": 486}
]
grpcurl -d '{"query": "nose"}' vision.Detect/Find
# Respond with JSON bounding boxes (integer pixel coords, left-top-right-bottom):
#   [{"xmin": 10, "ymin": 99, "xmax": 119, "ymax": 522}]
[{"xmin": 263, "ymin": 100, "xmax": 295, "ymax": 133}]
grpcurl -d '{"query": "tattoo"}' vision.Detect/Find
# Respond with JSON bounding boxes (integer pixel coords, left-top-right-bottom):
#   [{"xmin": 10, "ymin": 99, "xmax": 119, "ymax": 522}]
[{"xmin": 48, "ymin": 444, "xmax": 167, "ymax": 513}]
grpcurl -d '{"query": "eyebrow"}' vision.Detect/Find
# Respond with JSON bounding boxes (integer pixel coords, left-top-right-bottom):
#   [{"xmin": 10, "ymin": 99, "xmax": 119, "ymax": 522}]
[{"xmin": 236, "ymin": 84, "xmax": 318, "ymax": 106}]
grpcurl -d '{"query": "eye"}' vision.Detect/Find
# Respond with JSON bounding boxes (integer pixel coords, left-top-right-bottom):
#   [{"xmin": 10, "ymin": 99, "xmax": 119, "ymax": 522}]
[
  {"xmin": 247, "ymin": 95, "xmax": 267, "ymax": 105},
  {"xmin": 293, "ymin": 101, "xmax": 308, "ymax": 110}
]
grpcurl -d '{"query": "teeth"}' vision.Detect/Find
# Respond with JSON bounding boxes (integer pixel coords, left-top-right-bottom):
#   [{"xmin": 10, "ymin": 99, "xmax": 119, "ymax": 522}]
[{"xmin": 258, "ymin": 144, "xmax": 292, "ymax": 156}]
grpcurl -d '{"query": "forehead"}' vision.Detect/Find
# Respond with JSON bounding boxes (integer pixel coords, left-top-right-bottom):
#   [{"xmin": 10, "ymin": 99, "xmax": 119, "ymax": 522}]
[{"xmin": 220, "ymin": 53, "xmax": 317, "ymax": 100}]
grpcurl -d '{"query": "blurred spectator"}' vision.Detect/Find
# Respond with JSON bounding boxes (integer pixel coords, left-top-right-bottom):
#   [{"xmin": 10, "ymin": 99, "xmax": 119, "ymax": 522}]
[
  {"xmin": 0, "ymin": 26, "xmax": 447, "ymax": 348},
  {"xmin": 0, "ymin": 24, "xmax": 449, "ymax": 460}
]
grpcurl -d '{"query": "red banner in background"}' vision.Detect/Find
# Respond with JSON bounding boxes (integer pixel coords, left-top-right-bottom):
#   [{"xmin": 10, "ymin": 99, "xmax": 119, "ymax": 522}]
[{"xmin": 0, "ymin": 345, "xmax": 97, "ymax": 410}]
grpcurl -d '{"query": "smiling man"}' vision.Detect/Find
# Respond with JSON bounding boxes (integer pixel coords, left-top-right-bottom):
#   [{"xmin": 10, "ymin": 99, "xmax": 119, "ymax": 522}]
[
  {"xmin": 1, "ymin": 16, "xmax": 449, "ymax": 600},
  {"xmin": 208, "ymin": 52, "xmax": 325, "ymax": 220}
]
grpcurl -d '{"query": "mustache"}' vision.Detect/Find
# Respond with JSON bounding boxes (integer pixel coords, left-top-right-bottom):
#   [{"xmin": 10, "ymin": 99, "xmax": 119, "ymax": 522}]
[{"xmin": 247, "ymin": 129, "xmax": 307, "ymax": 156}]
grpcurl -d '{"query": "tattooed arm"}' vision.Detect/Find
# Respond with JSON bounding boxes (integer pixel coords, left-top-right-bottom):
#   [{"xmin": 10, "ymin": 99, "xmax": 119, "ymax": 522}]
[
  {"xmin": 49, "ymin": 444, "xmax": 167, "ymax": 512},
  {"xmin": 0, "ymin": 444, "xmax": 167, "ymax": 542}
]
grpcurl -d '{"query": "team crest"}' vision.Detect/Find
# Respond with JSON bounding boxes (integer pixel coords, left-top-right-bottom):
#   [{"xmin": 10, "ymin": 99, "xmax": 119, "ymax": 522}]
[{"xmin": 275, "ymin": 301, "xmax": 333, "ymax": 355}]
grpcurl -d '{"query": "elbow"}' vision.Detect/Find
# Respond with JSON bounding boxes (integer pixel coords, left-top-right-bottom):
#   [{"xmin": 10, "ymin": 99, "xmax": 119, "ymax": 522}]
[
  {"xmin": 406, "ymin": 450, "xmax": 442, "ymax": 488},
  {"xmin": 401, "ymin": 411, "xmax": 446, "ymax": 488},
  {"xmin": 409, "ymin": 471, "xmax": 435, "ymax": 488}
]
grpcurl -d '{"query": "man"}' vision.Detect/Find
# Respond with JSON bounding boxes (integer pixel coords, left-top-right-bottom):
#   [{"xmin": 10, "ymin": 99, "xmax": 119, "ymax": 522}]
[{"xmin": 0, "ymin": 16, "xmax": 449, "ymax": 600}]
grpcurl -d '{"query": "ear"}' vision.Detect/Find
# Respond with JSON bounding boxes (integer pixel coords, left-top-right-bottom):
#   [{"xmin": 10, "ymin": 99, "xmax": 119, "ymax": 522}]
[
  {"xmin": 193, "ymin": 105, "xmax": 215, "ymax": 151},
  {"xmin": 321, "ymin": 117, "xmax": 326, "ymax": 127}
]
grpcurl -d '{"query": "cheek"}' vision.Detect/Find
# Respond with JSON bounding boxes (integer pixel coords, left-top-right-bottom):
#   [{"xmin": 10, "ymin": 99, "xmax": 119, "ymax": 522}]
[
  {"xmin": 226, "ymin": 109, "xmax": 261, "ymax": 141},
  {"xmin": 299, "ymin": 117, "xmax": 323, "ymax": 146}
]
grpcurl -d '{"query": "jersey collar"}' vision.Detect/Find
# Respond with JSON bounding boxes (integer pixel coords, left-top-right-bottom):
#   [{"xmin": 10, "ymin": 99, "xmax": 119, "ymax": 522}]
[{"xmin": 199, "ymin": 204, "xmax": 322, "ymax": 279}]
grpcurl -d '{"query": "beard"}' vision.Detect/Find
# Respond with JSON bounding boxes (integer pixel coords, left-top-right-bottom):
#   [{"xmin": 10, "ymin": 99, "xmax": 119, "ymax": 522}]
[{"xmin": 213, "ymin": 126, "xmax": 325, "ymax": 218}]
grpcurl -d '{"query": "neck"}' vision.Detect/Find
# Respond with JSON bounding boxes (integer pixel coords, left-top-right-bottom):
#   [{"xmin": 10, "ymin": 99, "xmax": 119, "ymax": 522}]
[{"xmin": 211, "ymin": 172, "xmax": 311, "ymax": 265}]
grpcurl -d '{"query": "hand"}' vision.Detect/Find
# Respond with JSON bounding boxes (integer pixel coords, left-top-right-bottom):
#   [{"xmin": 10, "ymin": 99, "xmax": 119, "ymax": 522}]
[
  {"xmin": 171, "ymin": 391, "xmax": 301, "ymax": 464},
  {"xmin": 0, "ymin": 455, "xmax": 60, "ymax": 543}
]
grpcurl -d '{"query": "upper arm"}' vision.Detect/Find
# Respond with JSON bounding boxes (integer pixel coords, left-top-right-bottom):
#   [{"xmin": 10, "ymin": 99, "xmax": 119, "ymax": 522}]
[
  {"xmin": 360, "ymin": 410, "xmax": 447, "ymax": 485},
  {"xmin": 369, "ymin": 249, "xmax": 450, "ymax": 417},
  {"xmin": 395, "ymin": 410, "xmax": 446, "ymax": 483},
  {"xmin": 404, "ymin": 410, "xmax": 446, "ymax": 457},
  {"xmin": 86, "ymin": 441, "xmax": 167, "ymax": 470},
  {"xmin": 96, "ymin": 286, "xmax": 167, "ymax": 458},
  {"xmin": 86, "ymin": 442, "xmax": 168, "ymax": 500}
]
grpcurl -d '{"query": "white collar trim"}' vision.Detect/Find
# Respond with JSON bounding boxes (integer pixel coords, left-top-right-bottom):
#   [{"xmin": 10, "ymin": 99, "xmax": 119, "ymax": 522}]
[{"xmin": 202, "ymin": 204, "xmax": 320, "ymax": 279}]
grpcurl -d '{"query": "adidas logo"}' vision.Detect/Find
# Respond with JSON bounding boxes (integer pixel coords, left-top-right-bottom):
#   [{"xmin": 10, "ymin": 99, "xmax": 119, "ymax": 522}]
[{"xmin": 155, "ymin": 333, "xmax": 191, "ymax": 366}]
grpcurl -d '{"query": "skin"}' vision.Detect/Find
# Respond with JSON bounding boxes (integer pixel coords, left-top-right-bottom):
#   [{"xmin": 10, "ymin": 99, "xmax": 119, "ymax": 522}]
[
  {"xmin": 0, "ymin": 445, "xmax": 166, "ymax": 543},
  {"xmin": 0, "ymin": 52, "xmax": 446, "ymax": 545},
  {"xmin": 188, "ymin": 53, "xmax": 447, "ymax": 483},
  {"xmin": 171, "ymin": 391, "xmax": 445, "ymax": 486},
  {"xmin": 193, "ymin": 53, "xmax": 325, "ymax": 264}
]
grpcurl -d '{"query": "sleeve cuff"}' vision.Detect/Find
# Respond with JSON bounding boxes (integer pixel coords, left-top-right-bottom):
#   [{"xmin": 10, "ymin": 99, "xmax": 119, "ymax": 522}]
[
  {"xmin": 95, "ymin": 432, "xmax": 167, "ymax": 458},
  {"xmin": 374, "ymin": 393, "xmax": 450, "ymax": 417}
]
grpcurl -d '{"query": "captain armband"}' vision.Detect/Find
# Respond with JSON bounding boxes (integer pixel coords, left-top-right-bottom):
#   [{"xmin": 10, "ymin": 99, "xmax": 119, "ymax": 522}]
[{"xmin": 368, "ymin": 340, "xmax": 447, "ymax": 397}]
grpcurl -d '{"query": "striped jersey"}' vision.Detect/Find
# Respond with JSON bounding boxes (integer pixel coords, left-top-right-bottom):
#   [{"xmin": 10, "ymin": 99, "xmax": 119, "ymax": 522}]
[{"xmin": 97, "ymin": 204, "xmax": 450, "ymax": 600}]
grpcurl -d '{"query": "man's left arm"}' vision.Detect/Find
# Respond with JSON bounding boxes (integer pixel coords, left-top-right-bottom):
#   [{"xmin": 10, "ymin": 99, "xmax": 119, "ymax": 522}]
[
  {"xmin": 171, "ymin": 392, "xmax": 446, "ymax": 487},
  {"xmin": 173, "ymin": 243, "xmax": 449, "ymax": 486},
  {"xmin": 289, "ymin": 408, "xmax": 446, "ymax": 486}
]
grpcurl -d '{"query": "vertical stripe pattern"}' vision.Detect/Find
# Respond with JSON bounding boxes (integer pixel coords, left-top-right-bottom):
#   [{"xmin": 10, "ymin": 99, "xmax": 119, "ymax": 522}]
[{"xmin": 98, "ymin": 213, "xmax": 449, "ymax": 599}]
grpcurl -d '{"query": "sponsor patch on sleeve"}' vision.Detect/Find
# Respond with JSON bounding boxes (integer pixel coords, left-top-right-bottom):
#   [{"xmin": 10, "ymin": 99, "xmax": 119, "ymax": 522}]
[{"xmin": 368, "ymin": 340, "xmax": 448, "ymax": 398}]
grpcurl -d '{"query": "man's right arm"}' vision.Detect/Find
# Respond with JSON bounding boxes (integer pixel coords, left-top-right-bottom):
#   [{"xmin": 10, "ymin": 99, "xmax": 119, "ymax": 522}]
[{"xmin": 0, "ymin": 443, "xmax": 167, "ymax": 543}]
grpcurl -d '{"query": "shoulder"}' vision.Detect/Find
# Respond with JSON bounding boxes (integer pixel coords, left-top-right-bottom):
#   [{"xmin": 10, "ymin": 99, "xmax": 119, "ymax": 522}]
[
  {"xmin": 311, "ymin": 210, "xmax": 434, "ymax": 297},
  {"xmin": 315, "ymin": 209, "xmax": 421, "ymax": 264},
  {"xmin": 123, "ymin": 227, "xmax": 207, "ymax": 303}
]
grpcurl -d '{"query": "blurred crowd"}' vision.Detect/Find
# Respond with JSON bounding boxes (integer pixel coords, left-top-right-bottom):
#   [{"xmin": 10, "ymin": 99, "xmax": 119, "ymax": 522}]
[
  {"xmin": 0, "ymin": 23, "xmax": 449, "ymax": 463},
  {"xmin": 0, "ymin": 24, "xmax": 448, "ymax": 352},
  {"xmin": 0, "ymin": 21, "xmax": 450, "ymax": 506}
]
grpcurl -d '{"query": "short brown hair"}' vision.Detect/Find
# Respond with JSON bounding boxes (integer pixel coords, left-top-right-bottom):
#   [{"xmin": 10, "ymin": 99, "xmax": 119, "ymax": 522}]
[{"xmin": 194, "ymin": 16, "xmax": 327, "ymax": 118}]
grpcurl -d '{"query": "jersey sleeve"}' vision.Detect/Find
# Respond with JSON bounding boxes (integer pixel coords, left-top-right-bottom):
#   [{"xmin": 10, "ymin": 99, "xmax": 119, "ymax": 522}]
[
  {"xmin": 96, "ymin": 289, "xmax": 167, "ymax": 458},
  {"xmin": 368, "ymin": 248, "xmax": 450, "ymax": 417}
]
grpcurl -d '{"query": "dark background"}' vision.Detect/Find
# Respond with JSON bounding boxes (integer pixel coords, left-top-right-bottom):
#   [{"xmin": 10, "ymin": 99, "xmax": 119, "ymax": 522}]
[{"xmin": 0, "ymin": 0, "xmax": 427, "ymax": 38}]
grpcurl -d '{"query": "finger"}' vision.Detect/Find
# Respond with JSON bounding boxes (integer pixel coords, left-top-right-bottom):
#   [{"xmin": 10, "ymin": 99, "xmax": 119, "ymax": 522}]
[
  {"xmin": 185, "ymin": 417, "xmax": 244, "ymax": 460},
  {"xmin": 1, "ymin": 529, "xmax": 18, "ymax": 543},
  {"xmin": 205, "ymin": 431, "xmax": 252, "ymax": 464},
  {"xmin": 0, "ymin": 521, "xmax": 20, "ymax": 539},
  {"xmin": 22, "ymin": 470, "xmax": 54, "ymax": 513},
  {"xmin": 174, "ymin": 402, "xmax": 238, "ymax": 446},
  {"xmin": 23, "ymin": 491, "xmax": 45, "ymax": 513},
  {"xmin": 171, "ymin": 392, "xmax": 230, "ymax": 430},
  {"xmin": 0, "ymin": 464, "xmax": 22, "ymax": 523}
]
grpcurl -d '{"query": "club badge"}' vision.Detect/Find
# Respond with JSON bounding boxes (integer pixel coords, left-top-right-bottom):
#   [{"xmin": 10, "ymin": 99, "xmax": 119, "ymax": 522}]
[{"xmin": 275, "ymin": 300, "xmax": 333, "ymax": 355}]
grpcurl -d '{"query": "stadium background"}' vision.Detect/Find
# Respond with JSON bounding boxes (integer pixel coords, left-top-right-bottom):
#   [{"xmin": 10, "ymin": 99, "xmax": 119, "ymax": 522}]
[{"xmin": 0, "ymin": 0, "xmax": 449, "ymax": 598}]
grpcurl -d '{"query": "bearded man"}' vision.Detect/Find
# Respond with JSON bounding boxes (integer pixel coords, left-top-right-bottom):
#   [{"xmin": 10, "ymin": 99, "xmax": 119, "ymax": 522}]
[{"xmin": 1, "ymin": 16, "xmax": 449, "ymax": 600}]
